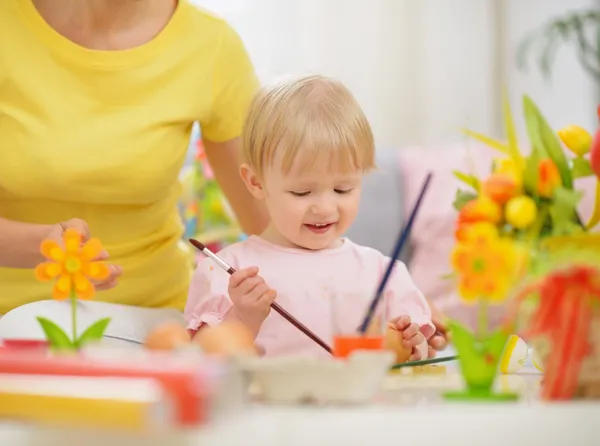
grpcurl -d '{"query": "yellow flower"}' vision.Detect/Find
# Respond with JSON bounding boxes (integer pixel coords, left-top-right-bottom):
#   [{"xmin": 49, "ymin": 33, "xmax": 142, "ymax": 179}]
[
  {"xmin": 558, "ymin": 125, "xmax": 592, "ymax": 156},
  {"xmin": 455, "ymin": 221, "xmax": 498, "ymax": 243},
  {"xmin": 505, "ymin": 195, "xmax": 538, "ymax": 229},
  {"xmin": 451, "ymin": 233, "xmax": 519, "ymax": 303},
  {"xmin": 35, "ymin": 229, "xmax": 110, "ymax": 300},
  {"xmin": 493, "ymin": 158, "xmax": 523, "ymax": 187}
]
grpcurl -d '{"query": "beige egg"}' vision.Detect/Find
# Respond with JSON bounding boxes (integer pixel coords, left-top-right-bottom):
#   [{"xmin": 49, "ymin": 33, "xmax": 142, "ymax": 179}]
[
  {"xmin": 193, "ymin": 321, "xmax": 257, "ymax": 357},
  {"xmin": 144, "ymin": 321, "xmax": 191, "ymax": 351},
  {"xmin": 384, "ymin": 327, "xmax": 412, "ymax": 363}
]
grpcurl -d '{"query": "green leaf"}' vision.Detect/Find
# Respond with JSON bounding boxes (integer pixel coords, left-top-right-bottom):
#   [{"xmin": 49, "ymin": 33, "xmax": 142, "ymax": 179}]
[
  {"xmin": 549, "ymin": 187, "xmax": 584, "ymax": 236},
  {"xmin": 76, "ymin": 318, "xmax": 111, "ymax": 347},
  {"xmin": 522, "ymin": 95, "xmax": 573, "ymax": 189},
  {"xmin": 453, "ymin": 189, "xmax": 478, "ymax": 211},
  {"xmin": 523, "ymin": 146, "xmax": 542, "ymax": 196},
  {"xmin": 572, "ymin": 156, "xmax": 594, "ymax": 178},
  {"xmin": 522, "ymin": 97, "xmax": 550, "ymax": 162},
  {"xmin": 586, "ymin": 178, "xmax": 600, "ymax": 229},
  {"xmin": 453, "ymin": 170, "xmax": 481, "ymax": 192},
  {"xmin": 36, "ymin": 317, "xmax": 74, "ymax": 349},
  {"xmin": 502, "ymin": 91, "xmax": 522, "ymax": 164},
  {"xmin": 460, "ymin": 128, "xmax": 510, "ymax": 154}
]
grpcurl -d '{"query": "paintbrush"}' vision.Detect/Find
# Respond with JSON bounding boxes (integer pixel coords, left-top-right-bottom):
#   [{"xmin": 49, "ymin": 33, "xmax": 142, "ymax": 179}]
[{"xmin": 358, "ymin": 172, "xmax": 433, "ymax": 334}]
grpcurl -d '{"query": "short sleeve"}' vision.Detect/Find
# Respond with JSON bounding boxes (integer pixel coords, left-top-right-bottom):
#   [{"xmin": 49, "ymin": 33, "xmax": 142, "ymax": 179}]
[
  {"xmin": 385, "ymin": 260, "xmax": 435, "ymax": 337},
  {"xmin": 184, "ymin": 257, "xmax": 233, "ymax": 330},
  {"xmin": 199, "ymin": 22, "xmax": 260, "ymax": 143}
]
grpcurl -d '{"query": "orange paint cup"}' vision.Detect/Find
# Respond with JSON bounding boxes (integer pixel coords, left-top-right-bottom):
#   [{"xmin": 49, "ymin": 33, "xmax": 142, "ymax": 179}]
[
  {"xmin": 333, "ymin": 335, "xmax": 384, "ymax": 358},
  {"xmin": 330, "ymin": 293, "xmax": 386, "ymax": 359}
]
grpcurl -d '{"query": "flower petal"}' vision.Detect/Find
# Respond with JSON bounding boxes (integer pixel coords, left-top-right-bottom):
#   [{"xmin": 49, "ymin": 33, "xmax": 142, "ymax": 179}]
[
  {"xmin": 73, "ymin": 273, "xmax": 95, "ymax": 300},
  {"xmin": 63, "ymin": 228, "xmax": 82, "ymax": 254},
  {"xmin": 81, "ymin": 238, "xmax": 104, "ymax": 260},
  {"xmin": 52, "ymin": 274, "xmax": 72, "ymax": 300},
  {"xmin": 83, "ymin": 261, "xmax": 110, "ymax": 281},
  {"xmin": 458, "ymin": 277, "xmax": 479, "ymax": 303},
  {"xmin": 41, "ymin": 240, "xmax": 65, "ymax": 262},
  {"xmin": 35, "ymin": 262, "xmax": 62, "ymax": 281},
  {"xmin": 451, "ymin": 246, "xmax": 470, "ymax": 271}
]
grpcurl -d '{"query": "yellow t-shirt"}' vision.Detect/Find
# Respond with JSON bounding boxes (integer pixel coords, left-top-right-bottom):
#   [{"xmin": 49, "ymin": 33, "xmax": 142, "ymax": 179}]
[{"xmin": 0, "ymin": 0, "xmax": 259, "ymax": 314}]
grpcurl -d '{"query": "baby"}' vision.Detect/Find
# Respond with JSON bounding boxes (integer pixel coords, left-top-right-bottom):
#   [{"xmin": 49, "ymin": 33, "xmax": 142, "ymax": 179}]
[{"xmin": 185, "ymin": 75, "xmax": 434, "ymax": 359}]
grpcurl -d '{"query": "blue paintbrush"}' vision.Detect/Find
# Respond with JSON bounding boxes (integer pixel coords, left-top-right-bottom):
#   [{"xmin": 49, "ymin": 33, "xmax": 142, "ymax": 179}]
[{"xmin": 358, "ymin": 172, "xmax": 433, "ymax": 334}]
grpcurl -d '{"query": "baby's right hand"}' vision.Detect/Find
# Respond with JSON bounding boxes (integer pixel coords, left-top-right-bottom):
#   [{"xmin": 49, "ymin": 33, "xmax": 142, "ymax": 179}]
[{"xmin": 228, "ymin": 266, "xmax": 277, "ymax": 330}]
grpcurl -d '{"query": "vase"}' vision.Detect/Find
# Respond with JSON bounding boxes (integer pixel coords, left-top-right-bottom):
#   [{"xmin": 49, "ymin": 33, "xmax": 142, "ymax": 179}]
[
  {"xmin": 518, "ymin": 233, "xmax": 600, "ymax": 400},
  {"xmin": 444, "ymin": 320, "xmax": 518, "ymax": 401},
  {"xmin": 526, "ymin": 311, "xmax": 600, "ymax": 400}
]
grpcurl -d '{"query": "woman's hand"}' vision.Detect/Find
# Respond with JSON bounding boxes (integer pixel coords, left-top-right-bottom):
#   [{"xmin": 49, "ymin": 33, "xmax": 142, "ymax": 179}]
[{"xmin": 50, "ymin": 218, "xmax": 122, "ymax": 291}]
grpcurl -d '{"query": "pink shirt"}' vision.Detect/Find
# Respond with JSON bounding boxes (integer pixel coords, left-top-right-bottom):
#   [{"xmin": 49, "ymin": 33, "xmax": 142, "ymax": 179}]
[{"xmin": 185, "ymin": 236, "xmax": 433, "ymax": 357}]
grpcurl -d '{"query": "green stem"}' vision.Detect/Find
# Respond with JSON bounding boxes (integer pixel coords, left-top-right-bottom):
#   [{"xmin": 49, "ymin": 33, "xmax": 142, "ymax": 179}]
[
  {"xmin": 477, "ymin": 298, "xmax": 488, "ymax": 340},
  {"xmin": 527, "ymin": 204, "xmax": 548, "ymax": 243},
  {"xmin": 71, "ymin": 291, "xmax": 77, "ymax": 345}
]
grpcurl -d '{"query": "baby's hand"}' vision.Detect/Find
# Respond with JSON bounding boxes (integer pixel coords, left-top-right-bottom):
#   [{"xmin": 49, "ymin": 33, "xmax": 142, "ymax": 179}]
[
  {"xmin": 389, "ymin": 315, "xmax": 426, "ymax": 361},
  {"xmin": 228, "ymin": 267, "xmax": 277, "ymax": 332}
]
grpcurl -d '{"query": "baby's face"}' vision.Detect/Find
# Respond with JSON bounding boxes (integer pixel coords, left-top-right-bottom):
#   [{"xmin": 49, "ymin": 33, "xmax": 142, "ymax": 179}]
[{"xmin": 260, "ymin": 154, "xmax": 363, "ymax": 250}]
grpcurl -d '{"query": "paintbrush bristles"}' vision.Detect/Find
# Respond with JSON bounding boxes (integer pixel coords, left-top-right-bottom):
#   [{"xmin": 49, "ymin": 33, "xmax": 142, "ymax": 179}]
[{"xmin": 188, "ymin": 239, "xmax": 206, "ymax": 251}]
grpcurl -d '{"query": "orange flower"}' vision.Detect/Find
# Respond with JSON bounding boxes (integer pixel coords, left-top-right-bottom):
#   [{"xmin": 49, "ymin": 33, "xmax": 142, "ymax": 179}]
[
  {"xmin": 451, "ymin": 231, "xmax": 520, "ymax": 303},
  {"xmin": 481, "ymin": 173, "xmax": 521, "ymax": 204},
  {"xmin": 537, "ymin": 159, "xmax": 561, "ymax": 198},
  {"xmin": 35, "ymin": 229, "xmax": 110, "ymax": 300},
  {"xmin": 458, "ymin": 195, "xmax": 502, "ymax": 225}
]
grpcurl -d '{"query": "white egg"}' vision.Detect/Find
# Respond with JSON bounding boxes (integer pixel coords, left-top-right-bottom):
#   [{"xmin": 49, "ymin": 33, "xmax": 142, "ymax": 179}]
[{"xmin": 530, "ymin": 346, "xmax": 545, "ymax": 373}]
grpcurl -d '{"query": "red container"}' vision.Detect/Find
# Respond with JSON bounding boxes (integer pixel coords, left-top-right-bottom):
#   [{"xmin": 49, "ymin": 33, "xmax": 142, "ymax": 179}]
[{"xmin": 1, "ymin": 339, "xmax": 49, "ymax": 351}]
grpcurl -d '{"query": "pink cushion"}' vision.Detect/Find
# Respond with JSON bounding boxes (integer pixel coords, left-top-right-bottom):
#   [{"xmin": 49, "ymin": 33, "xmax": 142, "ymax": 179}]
[{"xmin": 397, "ymin": 144, "xmax": 598, "ymax": 330}]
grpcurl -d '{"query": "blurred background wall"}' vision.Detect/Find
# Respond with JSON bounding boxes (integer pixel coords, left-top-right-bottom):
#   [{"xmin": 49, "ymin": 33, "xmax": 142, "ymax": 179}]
[{"xmin": 193, "ymin": 0, "xmax": 599, "ymax": 148}]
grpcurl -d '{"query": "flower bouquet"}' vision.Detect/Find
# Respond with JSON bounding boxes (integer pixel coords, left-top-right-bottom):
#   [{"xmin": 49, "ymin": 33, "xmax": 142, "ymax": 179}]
[
  {"xmin": 449, "ymin": 93, "xmax": 600, "ymax": 400},
  {"xmin": 34, "ymin": 228, "xmax": 112, "ymax": 350}
]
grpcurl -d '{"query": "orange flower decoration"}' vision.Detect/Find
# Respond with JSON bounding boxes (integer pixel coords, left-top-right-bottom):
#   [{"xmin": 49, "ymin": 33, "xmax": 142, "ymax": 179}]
[
  {"xmin": 537, "ymin": 159, "xmax": 561, "ymax": 198},
  {"xmin": 35, "ymin": 229, "xmax": 110, "ymax": 300},
  {"xmin": 481, "ymin": 173, "xmax": 521, "ymax": 204},
  {"xmin": 451, "ymin": 227, "xmax": 521, "ymax": 303},
  {"xmin": 457, "ymin": 195, "xmax": 502, "ymax": 225}
]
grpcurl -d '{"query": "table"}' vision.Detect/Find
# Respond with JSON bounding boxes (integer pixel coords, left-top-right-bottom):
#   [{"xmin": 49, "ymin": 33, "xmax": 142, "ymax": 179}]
[{"xmin": 1, "ymin": 364, "xmax": 599, "ymax": 446}]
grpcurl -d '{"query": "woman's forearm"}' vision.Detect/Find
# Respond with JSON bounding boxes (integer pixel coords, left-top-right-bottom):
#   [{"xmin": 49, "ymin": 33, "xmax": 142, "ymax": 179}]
[
  {"xmin": 0, "ymin": 217, "xmax": 52, "ymax": 268},
  {"xmin": 204, "ymin": 137, "xmax": 270, "ymax": 235}
]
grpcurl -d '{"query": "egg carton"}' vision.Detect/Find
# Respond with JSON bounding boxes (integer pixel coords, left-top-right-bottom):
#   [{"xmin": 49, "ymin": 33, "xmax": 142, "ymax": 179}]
[{"xmin": 237, "ymin": 351, "xmax": 395, "ymax": 405}]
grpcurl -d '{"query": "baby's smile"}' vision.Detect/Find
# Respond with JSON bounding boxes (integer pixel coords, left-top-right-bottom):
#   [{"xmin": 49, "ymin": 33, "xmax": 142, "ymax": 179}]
[{"xmin": 304, "ymin": 222, "xmax": 336, "ymax": 234}]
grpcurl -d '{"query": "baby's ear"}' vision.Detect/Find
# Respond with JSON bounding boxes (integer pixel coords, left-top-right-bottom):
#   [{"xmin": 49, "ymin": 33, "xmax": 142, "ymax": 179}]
[{"xmin": 239, "ymin": 164, "xmax": 265, "ymax": 199}]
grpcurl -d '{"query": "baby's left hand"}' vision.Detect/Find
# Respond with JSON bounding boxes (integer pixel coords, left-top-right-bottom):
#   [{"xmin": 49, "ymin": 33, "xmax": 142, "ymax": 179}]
[{"xmin": 389, "ymin": 315, "xmax": 425, "ymax": 361}]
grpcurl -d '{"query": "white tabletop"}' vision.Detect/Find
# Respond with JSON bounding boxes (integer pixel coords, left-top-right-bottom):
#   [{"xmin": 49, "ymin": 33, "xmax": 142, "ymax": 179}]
[{"xmin": 1, "ymin": 362, "xmax": 599, "ymax": 446}]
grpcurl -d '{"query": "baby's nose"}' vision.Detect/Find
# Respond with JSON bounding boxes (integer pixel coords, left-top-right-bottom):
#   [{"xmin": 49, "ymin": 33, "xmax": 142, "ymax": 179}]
[{"xmin": 311, "ymin": 199, "xmax": 336, "ymax": 216}]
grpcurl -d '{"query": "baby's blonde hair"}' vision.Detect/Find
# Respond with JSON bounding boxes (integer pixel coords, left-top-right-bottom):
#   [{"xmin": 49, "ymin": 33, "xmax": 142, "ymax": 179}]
[{"xmin": 242, "ymin": 74, "xmax": 376, "ymax": 178}]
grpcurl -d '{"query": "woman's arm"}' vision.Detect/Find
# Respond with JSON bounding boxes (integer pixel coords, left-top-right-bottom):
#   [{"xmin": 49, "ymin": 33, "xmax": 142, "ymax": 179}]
[
  {"xmin": 204, "ymin": 137, "xmax": 269, "ymax": 235},
  {"xmin": 0, "ymin": 217, "xmax": 53, "ymax": 268},
  {"xmin": 0, "ymin": 217, "xmax": 92, "ymax": 269}
]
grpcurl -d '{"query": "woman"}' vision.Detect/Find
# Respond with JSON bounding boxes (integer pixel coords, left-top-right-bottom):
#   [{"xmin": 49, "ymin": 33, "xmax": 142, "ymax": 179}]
[{"xmin": 0, "ymin": 0, "xmax": 268, "ymax": 342}]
